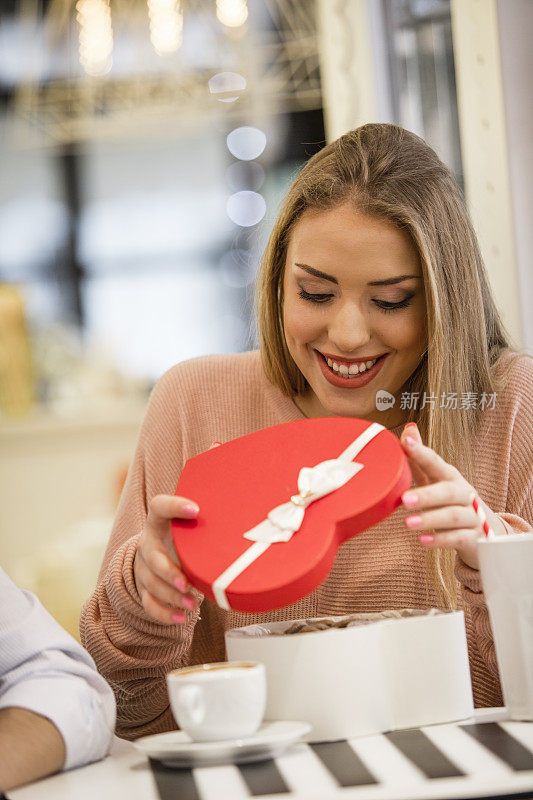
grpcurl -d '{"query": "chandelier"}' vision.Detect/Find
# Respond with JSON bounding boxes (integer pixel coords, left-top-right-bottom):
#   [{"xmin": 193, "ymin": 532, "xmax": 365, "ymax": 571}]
[{"xmin": 7, "ymin": 0, "xmax": 322, "ymax": 144}]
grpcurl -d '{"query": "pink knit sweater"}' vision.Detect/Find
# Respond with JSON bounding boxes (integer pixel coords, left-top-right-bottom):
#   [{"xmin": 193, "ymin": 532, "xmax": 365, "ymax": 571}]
[{"xmin": 80, "ymin": 349, "xmax": 533, "ymax": 740}]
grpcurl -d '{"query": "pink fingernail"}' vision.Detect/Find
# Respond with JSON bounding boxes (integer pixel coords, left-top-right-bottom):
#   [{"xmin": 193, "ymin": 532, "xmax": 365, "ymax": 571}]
[
  {"xmin": 405, "ymin": 515, "xmax": 422, "ymax": 528},
  {"xmin": 182, "ymin": 596, "xmax": 195, "ymax": 610},
  {"xmin": 419, "ymin": 534, "xmax": 434, "ymax": 543},
  {"xmin": 402, "ymin": 492, "xmax": 419, "ymax": 508},
  {"xmin": 173, "ymin": 611, "xmax": 186, "ymax": 624},
  {"xmin": 182, "ymin": 503, "xmax": 199, "ymax": 518},
  {"xmin": 174, "ymin": 577, "xmax": 188, "ymax": 593},
  {"xmin": 405, "ymin": 436, "xmax": 417, "ymax": 448}
]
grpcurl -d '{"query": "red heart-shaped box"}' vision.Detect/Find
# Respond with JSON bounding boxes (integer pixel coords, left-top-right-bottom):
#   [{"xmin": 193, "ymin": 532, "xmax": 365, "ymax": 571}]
[{"xmin": 171, "ymin": 417, "xmax": 411, "ymax": 613}]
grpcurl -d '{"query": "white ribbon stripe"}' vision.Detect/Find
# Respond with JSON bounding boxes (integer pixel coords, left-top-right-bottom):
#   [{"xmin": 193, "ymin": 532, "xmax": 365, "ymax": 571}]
[
  {"xmin": 212, "ymin": 541, "xmax": 271, "ymax": 610},
  {"xmin": 212, "ymin": 422, "xmax": 385, "ymax": 609}
]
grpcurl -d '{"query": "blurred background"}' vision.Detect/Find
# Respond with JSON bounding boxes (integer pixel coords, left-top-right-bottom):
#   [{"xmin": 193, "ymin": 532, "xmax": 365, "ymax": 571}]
[{"xmin": 1, "ymin": 0, "xmax": 531, "ymax": 637}]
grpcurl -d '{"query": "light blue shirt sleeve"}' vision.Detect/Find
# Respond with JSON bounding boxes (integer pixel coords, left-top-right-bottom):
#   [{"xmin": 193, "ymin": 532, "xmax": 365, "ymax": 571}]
[{"xmin": 0, "ymin": 566, "xmax": 116, "ymax": 771}]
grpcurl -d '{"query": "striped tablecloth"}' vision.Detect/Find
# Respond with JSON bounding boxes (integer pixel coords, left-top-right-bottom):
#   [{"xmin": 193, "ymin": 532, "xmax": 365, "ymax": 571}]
[{"xmin": 149, "ymin": 719, "xmax": 533, "ymax": 800}]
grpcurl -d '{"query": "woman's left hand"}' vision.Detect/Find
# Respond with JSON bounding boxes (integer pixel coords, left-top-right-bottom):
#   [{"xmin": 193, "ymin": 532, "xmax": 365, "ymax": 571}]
[{"xmin": 399, "ymin": 423, "xmax": 506, "ymax": 569}]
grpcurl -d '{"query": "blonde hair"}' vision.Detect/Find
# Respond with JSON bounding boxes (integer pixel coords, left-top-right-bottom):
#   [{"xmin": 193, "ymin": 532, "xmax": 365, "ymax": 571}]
[{"xmin": 256, "ymin": 123, "xmax": 521, "ymax": 608}]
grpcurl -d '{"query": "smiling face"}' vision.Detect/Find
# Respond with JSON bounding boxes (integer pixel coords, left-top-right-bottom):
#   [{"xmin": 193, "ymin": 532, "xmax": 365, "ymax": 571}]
[{"xmin": 282, "ymin": 203, "xmax": 427, "ymax": 426}]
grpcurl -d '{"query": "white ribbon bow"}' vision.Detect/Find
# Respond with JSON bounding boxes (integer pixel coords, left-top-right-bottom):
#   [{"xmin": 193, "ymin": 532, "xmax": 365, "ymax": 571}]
[
  {"xmin": 211, "ymin": 421, "xmax": 386, "ymax": 610},
  {"xmin": 243, "ymin": 459, "xmax": 364, "ymax": 544}
]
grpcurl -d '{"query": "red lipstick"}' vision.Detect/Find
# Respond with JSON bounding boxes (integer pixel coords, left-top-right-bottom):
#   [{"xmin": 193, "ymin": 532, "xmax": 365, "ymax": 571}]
[{"xmin": 315, "ymin": 350, "xmax": 388, "ymax": 389}]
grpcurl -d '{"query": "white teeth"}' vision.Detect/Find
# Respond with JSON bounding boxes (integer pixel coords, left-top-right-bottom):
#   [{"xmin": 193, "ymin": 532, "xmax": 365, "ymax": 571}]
[{"xmin": 324, "ymin": 356, "xmax": 378, "ymax": 377}]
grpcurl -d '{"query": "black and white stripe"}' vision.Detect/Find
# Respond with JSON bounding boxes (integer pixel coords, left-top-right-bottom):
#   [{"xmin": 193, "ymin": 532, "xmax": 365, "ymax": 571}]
[{"xmin": 149, "ymin": 720, "xmax": 533, "ymax": 800}]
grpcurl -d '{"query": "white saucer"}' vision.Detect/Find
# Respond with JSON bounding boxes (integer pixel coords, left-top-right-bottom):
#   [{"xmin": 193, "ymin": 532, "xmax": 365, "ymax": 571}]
[{"xmin": 133, "ymin": 720, "xmax": 311, "ymax": 767}]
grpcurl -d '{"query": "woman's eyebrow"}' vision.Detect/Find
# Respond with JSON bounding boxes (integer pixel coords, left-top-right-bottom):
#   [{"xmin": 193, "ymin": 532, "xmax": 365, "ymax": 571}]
[
  {"xmin": 295, "ymin": 263, "xmax": 338, "ymax": 283},
  {"xmin": 295, "ymin": 263, "xmax": 421, "ymax": 287},
  {"xmin": 368, "ymin": 275, "xmax": 422, "ymax": 286}
]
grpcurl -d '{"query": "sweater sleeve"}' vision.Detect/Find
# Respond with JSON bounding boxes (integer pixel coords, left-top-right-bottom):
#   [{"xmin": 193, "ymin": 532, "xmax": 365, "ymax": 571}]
[
  {"xmin": 455, "ymin": 356, "xmax": 533, "ymax": 708},
  {"xmin": 80, "ymin": 366, "xmax": 204, "ymax": 740}
]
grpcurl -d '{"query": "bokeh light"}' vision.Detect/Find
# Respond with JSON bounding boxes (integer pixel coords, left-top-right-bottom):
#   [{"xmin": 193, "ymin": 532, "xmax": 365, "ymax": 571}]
[
  {"xmin": 226, "ymin": 126, "xmax": 266, "ymax": 160},
  {"xmin": 208, "ymin": 71, "xmax": 247, "ymax": 103},
  {"xmin": 225, "ymin": 161, "xmax": 265, "ymax": 192},
  {"xmin": 148, "ymin": 0, "xmax": 183, "ymax": 55},
  {"xmin": 219, "ymin": 248, "xmax": 257, "ymax": 288},
  {"xmin": 76, "ymin": 0, "xmax": 113, "ymax": 77},
  {"xmin": 216, "ymin": 0, "xmax": 248, "ymax": 28},
  {"xmin": 226, "ymin": 191, "xmax": 266, "ymax": 227}
]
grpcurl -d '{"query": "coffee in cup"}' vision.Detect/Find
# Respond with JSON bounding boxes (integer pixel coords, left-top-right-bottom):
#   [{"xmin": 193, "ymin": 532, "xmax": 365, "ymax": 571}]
[{"xmin": 166, "ymin": 661, "xmax": 266, "ymax": 741}]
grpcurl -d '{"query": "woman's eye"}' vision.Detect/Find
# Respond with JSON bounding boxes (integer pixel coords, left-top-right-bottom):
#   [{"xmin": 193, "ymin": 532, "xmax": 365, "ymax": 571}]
[
  {"xmin": 298, "ymin": 288, "xmax": 333, "ymax": 304},
  {"xmin": 373, "ymin": 295, "xmax": 414, "ymax": 313},
  {"xmin": 297, "ymin": 288, "xmax": 415, "ymax": 310}
]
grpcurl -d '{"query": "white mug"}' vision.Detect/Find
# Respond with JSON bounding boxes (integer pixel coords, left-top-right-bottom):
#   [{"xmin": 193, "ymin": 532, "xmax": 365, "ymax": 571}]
[
  {"xmin": 166, "ymin": 661, "xmax": 266, "ymax": 741},
  {"xmin": 478, "ymin": 534, "xmax": 533, "ymax": 720}
]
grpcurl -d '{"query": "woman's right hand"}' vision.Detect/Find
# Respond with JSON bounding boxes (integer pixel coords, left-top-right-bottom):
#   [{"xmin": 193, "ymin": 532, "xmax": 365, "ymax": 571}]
[{"xmin": 133, "ymin": 494, "xmax": 200, "ymax": 625}]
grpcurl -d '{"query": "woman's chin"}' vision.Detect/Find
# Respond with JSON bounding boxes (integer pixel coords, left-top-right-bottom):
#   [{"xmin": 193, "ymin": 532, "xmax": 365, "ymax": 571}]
[{"xmin": 308, "ymin": 388, "xmax": 376, "ymax": 420}]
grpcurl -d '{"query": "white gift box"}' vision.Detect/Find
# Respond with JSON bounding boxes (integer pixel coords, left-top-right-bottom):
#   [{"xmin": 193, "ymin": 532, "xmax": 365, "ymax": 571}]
[{"xmin": 225, "ymin": 609, "xmax": 474, "ymax": 742}]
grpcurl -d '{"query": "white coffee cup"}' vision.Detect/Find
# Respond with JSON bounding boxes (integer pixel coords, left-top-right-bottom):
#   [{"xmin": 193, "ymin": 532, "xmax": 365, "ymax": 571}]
[
  {"xmin": 478, "ymin": 534, "xmax": 533, "ymax": 720},
  {"xmin": 166, "ymin": 661, "xmax": 266, "ymax": 741}
]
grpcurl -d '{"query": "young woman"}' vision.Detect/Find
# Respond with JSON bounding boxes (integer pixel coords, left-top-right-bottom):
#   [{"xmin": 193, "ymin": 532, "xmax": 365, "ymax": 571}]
[{"xmin": 80, "ymin": 124, "xmax": 532, "ymax": 740}]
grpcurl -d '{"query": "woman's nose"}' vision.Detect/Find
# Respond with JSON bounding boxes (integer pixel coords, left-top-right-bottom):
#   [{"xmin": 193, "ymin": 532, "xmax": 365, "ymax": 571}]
[{"xmin": 327, "ymin": 301, "xmax": 371, "ymax": 354}]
